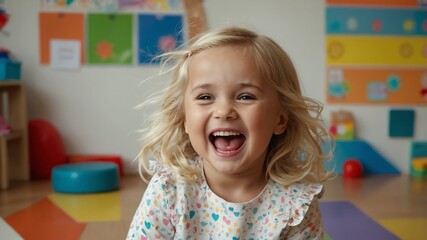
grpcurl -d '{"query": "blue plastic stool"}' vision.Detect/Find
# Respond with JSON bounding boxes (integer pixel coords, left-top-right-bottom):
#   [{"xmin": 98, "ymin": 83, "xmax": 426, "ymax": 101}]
[{"xmin": 52, "ymin": 162, "xmax": 120, "ymax": 194}]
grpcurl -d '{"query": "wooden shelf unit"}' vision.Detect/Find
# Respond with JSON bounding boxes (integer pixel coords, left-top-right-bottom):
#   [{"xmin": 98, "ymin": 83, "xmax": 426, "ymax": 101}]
[{"xmin": 0, "ymin": 81, "xmax": 29, "ymax": 190}]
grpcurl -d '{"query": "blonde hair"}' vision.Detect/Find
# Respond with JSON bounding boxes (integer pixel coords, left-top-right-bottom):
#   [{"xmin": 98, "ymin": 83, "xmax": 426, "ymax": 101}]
[{"xmin": 139, "ymin": 26, "xmax": 333, "ymax": 185}]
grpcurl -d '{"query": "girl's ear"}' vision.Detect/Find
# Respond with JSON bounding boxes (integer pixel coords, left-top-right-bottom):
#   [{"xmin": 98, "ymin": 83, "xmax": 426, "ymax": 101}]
[
  {"xmin": 184, "ymin": 121, "xmax": 188, "ymax": 134},
  {"xmin": 274, "ymin": 112, "xmax": 288, "ymax": 135}
]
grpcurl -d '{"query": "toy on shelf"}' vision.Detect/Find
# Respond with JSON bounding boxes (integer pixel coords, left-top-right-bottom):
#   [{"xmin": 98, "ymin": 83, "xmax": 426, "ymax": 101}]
[
  {"xmin": 0, "ymin": 48, "xmax": 9, "ymax": 59},
  {"xmin": 0, "ymin": 115, "xmax": 10, "ymax": 135},
  {"xmin": 412, "ymin": 158, "xmax": 427, "ymax": 176},
  {"xmin": 0, "ymin": 48, "xmax": 22, "ymax": 80},
  {"xmin": 0, "ymin": 8, "xmax": 9, "ymax": 32},
  {"xmin": 329, "ymin": 110, "xmax": 355, "ymax": 140},
  {"xmin": 410, "ymin": 141, "xmax": 427, "ymax": 177}
]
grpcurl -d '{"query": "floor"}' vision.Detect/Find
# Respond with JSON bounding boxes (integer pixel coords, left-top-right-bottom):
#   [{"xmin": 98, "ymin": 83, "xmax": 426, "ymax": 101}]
[{"xmin": 0, "ymin": 174, "xmax": 426, "ymax": 240}]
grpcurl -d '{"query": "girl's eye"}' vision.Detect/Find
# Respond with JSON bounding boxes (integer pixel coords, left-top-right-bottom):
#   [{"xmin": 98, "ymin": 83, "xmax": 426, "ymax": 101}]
[
  {"xmin": 237, "ymin": 94, "xmax": 256, "ymax": 100},
  {"xmin": 196, "ymin": 94, "xmax": 213, "ymax": 100}
]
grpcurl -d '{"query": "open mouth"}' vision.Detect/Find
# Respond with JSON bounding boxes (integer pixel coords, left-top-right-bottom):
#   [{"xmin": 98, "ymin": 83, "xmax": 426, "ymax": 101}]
[{"xmin": 209, "ymin": 130, "xmax": 246, "ymax": 154}]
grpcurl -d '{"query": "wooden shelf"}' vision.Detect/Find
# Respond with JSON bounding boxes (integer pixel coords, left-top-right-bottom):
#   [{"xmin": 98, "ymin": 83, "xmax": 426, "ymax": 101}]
[
  {"xmin": 0, "ymin": 80, "xmax": 22, "ymax": 87},
  {"xmin": 0, "ymin": 81, "xmax": 29, "ymax": 190},
  {"xmin": 0, "ymin": 130, "xmax": 24, "ymax": 141}
]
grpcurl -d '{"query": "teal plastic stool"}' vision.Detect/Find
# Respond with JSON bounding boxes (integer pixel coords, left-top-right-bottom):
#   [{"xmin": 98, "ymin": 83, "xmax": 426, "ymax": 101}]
[{"xmin": 52, "ymin": 162, "xmax": 120, "ymax": 194}]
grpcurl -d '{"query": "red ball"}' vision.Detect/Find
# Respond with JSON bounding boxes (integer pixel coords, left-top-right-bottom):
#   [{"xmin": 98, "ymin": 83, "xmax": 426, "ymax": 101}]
[{"xmin": 343, "ymin": 159, "xmax": 363, "ymax": 178}]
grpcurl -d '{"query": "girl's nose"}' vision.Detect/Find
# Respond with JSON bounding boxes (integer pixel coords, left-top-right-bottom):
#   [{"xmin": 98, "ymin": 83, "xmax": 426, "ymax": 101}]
[{"xmin": 213, "ymin": 100, "xmax": 238, "ymax": 120}]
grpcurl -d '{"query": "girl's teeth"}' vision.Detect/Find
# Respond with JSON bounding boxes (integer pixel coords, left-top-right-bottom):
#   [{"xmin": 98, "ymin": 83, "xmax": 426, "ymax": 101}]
[{"xmin": 213, "ymin": 131, "xmax": 240, "ymax": 137}]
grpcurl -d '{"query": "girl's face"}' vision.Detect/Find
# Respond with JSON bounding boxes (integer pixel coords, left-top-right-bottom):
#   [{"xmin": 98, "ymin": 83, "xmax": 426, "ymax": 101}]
[{"xmin": 184, "ymin": 46, "xmax": 287, "ymax": 178}]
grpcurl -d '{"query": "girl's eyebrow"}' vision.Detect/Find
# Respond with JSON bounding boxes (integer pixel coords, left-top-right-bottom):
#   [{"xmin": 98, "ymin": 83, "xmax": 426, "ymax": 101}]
[
  {"xmin": 192, "ymin": 83, "xmax": 264, "ymax": 93},
  {"xmin": 191, "ymin": 83, "xmax": 212, "ymax": 93},
  {"xmin": 239, "ymin": 83, "xmax": 264, "ymax": 93}
]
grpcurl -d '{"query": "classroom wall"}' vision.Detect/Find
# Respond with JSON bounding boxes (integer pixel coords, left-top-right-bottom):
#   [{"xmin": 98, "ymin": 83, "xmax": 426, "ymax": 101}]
[{"xmin": 1, "ymin": 0, "xmax": 426, "ymax": 174}]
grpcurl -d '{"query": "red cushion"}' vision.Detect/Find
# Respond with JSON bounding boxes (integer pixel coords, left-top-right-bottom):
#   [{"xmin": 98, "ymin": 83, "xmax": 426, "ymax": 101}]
[{"xmin": 29, "ymin": 119, "xmax": 66, "ymax": 180}]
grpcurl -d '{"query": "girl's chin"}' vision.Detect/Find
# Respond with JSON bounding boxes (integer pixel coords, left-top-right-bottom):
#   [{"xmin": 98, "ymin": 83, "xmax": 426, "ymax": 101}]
[{"xmin": 203, "ymin": 158, "xmax": 243, "ymax": 174}]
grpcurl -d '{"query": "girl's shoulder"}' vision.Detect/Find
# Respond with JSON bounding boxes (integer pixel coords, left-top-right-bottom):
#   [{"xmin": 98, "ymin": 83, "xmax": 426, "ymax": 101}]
[
  {"xmin": 146, "ymin": 159, "xmax": 202, "ymax": 193},
  {"xmin": 268, "ymin": 181, "xmax": 323, "ymax": 226},
  {"xmin": 144, "ymin": 161, "xmax": 177, "ymax": 198},
  {"xmin": 145, "ymin": 159, "xmax": 204, "ymax": 215},
  {"xmin": 147, "ymin": 160, "xmax": 180, "ymax": 188},
  {"xmin": 270, "ymin": 181, "xmax": 323, "ymax": 199}
]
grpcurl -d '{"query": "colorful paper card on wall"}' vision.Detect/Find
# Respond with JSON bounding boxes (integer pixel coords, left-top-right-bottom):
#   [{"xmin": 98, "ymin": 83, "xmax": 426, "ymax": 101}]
[
  {"xmin": 327, "ymin": 68, "xmax": 427, "ymax": 104},
  {"xmin": 327, "ymin": 8, "xmax": 427, "ymax": 36},
  {"xmin": 326, "ymin": 0, "xmax": 421, "ymax": 7},
  {"xmin": 41, "ymin": 0, "xmax": 118, "ymax": 10},
  {"xmin": 39, "ymin": 13, "xmax": 85, "ymax": 65},
  {"xmin": 50, "ymin": 39, "xmax": 81, "ymax": 70},
  {"xmin": 119, "ymin": 0, "xmax": 182, "ymax": 11},
  {"xmin": 325, "ymin": 4, "xmax": 427, "ymax": 105},
  {"xmin": 326, "ymin": 36, "xmax": 427, "ymax": 66},
  {"xmin": 86, "ymin": 0, "xmax": 118, "ymax": 11},
  {"xmin": 41, "ymin": 0, "xmax": 79, "ymax": 8},
  {"xmin": 87, "ymin": 13, "xmax": 133, "ymax": 65},
  {"xmin": 389, "ymin": 109, "xmax": 415, "ymax": 137},
  {"xmin": 137, "ymin": 14, "xmax": 184, "ymax": 64}
]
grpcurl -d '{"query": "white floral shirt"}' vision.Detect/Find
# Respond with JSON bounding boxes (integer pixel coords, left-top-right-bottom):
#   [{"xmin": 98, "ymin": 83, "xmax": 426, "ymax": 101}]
[{"xmin": 127, "ymin": 159, "xmax": 324, "ymax": 240}]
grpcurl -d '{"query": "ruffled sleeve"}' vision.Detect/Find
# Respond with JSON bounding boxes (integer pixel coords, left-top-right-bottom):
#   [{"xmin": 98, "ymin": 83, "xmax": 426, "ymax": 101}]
[
  {"xmin": 287, "ymin": 183, "xmax": 323, "ymax": 226},
  {"xmin": 278, "ymin": 183, "xmax": 324, "ymax": 239},
  {"xmin": 148, "ymin": 159, "xmax": 169, "ymax": 173}
]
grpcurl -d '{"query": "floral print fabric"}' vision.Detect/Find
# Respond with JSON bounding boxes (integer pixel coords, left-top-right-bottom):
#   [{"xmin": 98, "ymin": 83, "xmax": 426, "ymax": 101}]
[{"xmin": 127, "ymin": 159, "xmax": 324, "ymax": 240}]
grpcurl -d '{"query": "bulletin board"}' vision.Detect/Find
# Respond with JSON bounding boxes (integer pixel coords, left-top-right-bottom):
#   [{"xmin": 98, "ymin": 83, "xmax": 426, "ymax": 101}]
[
  {"xmin": 325, "ymin": 0, "xmax": 427, "ymax": 105},
  {"xmin": 41, "ymin": 0, "xmax": 118, "ymax": 11},
  {"xmin": 41, "ymin": 0, "xmax": 183, "ymax": 11},
  {"xmin": 38, "ymin": 0, "xmax": 206, "ymax": 66}
]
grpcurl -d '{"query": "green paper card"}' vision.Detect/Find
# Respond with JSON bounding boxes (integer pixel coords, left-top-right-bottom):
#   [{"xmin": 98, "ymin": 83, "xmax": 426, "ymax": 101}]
[{"xmin": 87, "ymin": 13, "xmax": 133, "ymax": 64}]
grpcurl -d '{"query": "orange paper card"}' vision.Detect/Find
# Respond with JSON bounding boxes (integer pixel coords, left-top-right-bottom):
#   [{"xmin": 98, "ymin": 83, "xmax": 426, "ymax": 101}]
[{"xmin": 39, "ymin": 13, "xmax": 85, "ymax": 64}]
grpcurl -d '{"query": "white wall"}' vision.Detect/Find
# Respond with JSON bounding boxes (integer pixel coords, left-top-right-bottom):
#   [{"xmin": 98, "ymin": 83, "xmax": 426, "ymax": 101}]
[{"xmin": 1, "ymin": 0, "xmax": 426, "ymax": 174}]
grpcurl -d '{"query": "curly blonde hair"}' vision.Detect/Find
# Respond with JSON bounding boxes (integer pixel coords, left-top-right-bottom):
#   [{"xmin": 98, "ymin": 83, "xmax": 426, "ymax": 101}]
[{"xmin": 138, "ymin": 26, "xmax": 333, "ymax": 185}]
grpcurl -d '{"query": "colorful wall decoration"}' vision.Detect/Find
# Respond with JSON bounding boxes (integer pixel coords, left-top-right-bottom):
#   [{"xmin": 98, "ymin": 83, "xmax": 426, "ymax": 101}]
[
  {"xmin": 325, "ymin": 0, "xmax": 427, "ymax": 105},
  {"xmin": 39, "ymin": 13, "xmax": 85, "ymax": 65},
  {"xmin": 41, "ymin": 0, "xmax": 183, "ymax": 11},
  {"xmin": 41, "ymin": 0, "xmax": 118, "ymax": 11},
  {"xmin": 118, "ymin": 0, "xmax": 182, "ymax": 11},
  {"xmin": 87, "ymin": 13, "xmax": 133, "ymax": 64},
  {"xmin": 38, "ymin": 0, "xmax": 206, "ymax": 67},
  {"xmin": 138, "ymin": 14, "xmax": 183, "ymax": 64}
]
